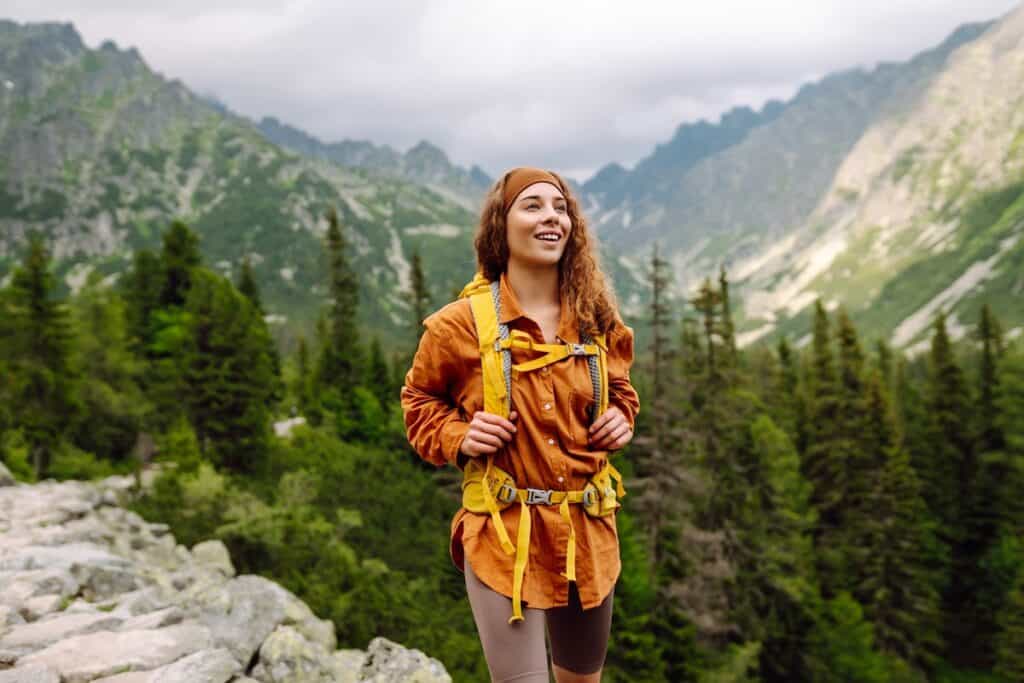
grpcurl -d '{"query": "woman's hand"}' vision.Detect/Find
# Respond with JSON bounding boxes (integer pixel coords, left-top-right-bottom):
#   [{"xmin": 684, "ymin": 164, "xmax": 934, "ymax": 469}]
[
  {"xmin": 459, "ymin": 410, "xmax": 519, "ymax": 458},
  {"xmin": 588, "ymin": 405, "xmax": 633, "ymax": 451}
]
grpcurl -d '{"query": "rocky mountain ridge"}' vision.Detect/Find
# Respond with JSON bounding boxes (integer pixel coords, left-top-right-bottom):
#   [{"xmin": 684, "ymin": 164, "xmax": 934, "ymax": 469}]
[
  {"xmin": 0, "ymin": 463, "xmax": 452, "ymax": 683},
  {"xmin": 0, "ymin": 19, "xmax": 480, "ymax": 347},
  {"xmin": 256, "ymin": 117, "xmax": 492, "ymax": 211}
]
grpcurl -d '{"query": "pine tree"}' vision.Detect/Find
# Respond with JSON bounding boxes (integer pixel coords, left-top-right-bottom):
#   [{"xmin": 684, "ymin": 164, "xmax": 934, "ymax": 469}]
[
  {"xmin": 690, "ymin": 277, "xmax": 724, "ymax": 387},
  {"xmin": 630, "ymin": 242, "xmax": 686, "ymax": 569},
  {"xmin": 294, "ymin": 334, "xmax": 314, "ymax": 417},
  {"xmin": 179, "ymin": 269, "xmax": 275, "ymax": 474},
  {"xmin": 6, "ymin": 232, "xmax": 82, "ymax": 478},
  {"xmin": 975, "ymin": 303, "xmax": 1005, "ymax": 455},
  {"xmin": 925, "ymin": 310, "xmax": 977, "ymax": 664},
  {"xmin": 121, "ymin": 248, "xmax": 163, "ymax": 353},
  {"xmin": 773, "ymin": 336, "xmax": 800, "ymax": 445},
  {"xmin": 409, "ymin": 249, "xmax": 431, "ymax": 344},
  {"xmin": 995, "ymin": 568, "xmax": 1024, "ymax": 681},
  {"xmin": 235, "ymin": 255, "xmax": 284, "ymax": 405},
  {"xmin": 367, "ymin": 336, "xmax": 392, "ymax": 413},
  {"xmin": 954, "ymin": 304, "xmax": 1012, "ymax": 664},
  {"xmin": 236, "ymin": 256, "xmax": 263, "ymax": 314},
  {"xmin": 743, "ymin": 415, "xmax": 820, "ymax": 681},
  {"xmin": 875, "ymin": 339, "xmax": 893, "ymax": 392},
  {"xmin": 718, "ymin": 265, "xmax": 737, "ymax": 368},
  {"xmin": 315, "ymin": 205, "xmax": 363, "ymax": 397},
  {"xmin": 802, "ymin": 300, "xmax": 845, "ymax": 595},
  {"xmin": 854, "ymin": 371, "xmax": 943, "ymax": 670},
  {"xmin": 68, "ymin": 275, "xmax": 149, "ymax": 462},
  {"xmin": 834, "ymin": 307, "xmax": 871, "ymax": 593},
  {"xmin": 158, "ymin": 220, "xmax": 201, "ymax": 308},
  {"xmin": 994, "ymin": 346, "xmax": 1024, "ymax": 531}
]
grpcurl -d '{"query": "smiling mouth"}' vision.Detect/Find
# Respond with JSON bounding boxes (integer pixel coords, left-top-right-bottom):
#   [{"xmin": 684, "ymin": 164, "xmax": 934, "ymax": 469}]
[{"xmin": 535, "ymin": 232, "xmax": 562, "ymax": 242}]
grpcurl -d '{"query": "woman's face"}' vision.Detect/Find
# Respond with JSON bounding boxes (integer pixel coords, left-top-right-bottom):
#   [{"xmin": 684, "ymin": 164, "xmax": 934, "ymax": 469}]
[{"xmin": 505, "ymin": 181, "xmax": 572, "ymax": 271}]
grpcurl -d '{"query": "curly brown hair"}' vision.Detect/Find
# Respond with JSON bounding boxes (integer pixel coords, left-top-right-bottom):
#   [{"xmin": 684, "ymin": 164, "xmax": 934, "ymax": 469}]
[{"xmin": 473, "ymin": 169, "xmax": 621, "ymax": 337}]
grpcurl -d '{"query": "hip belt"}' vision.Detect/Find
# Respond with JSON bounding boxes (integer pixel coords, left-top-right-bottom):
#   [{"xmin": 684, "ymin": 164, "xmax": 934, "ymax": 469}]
[{"xmin": 461, "ymin": 455, "xmax": 626, "ymax": 624}]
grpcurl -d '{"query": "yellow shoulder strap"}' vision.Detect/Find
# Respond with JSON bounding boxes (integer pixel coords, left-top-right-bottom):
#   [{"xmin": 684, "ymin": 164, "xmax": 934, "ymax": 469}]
[{"xmin": 463, "ymin": 275, "xmax": 510, "ymax": 418}]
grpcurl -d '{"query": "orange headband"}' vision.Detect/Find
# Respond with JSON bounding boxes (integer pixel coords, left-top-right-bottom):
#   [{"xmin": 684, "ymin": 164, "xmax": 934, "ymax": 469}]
[{"xmin": 502, "ymin": 167, "xmax": 565, "ymax": 215}]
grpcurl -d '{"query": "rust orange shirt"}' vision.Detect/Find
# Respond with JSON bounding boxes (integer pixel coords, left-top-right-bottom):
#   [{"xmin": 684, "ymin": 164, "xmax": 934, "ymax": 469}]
[{"xmin": 400, "ymin": 272, "xmax": 640, "ymax": 610}]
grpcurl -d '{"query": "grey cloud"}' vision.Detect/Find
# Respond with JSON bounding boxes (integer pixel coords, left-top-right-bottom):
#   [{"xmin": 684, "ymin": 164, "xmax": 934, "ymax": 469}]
[{"xmin": 5, "ymin": 1, "xmax": 1022, "ymax": 181}]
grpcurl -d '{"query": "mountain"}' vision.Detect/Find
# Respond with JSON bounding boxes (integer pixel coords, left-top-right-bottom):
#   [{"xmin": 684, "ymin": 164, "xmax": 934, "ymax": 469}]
[
  {"xmin": 733, "ymin": 5, "xmax": 1024, "ymax": 352},
  {"xmin": 256, "ymin": 116, "xmax": 492, "ymax": 210},
  {"xmin": 0, "ymin": 20, "xmax": 480, "ymax": 350},
  {"xmin": 584, "ymin": 12, "xmax": 1024, "ymax": 353}
]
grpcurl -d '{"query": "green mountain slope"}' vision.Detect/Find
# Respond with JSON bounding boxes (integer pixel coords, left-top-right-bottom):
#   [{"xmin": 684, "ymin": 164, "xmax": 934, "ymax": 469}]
[{"xmin": 0, "ymin": 20, "xmax": 479, "ymax": 352}]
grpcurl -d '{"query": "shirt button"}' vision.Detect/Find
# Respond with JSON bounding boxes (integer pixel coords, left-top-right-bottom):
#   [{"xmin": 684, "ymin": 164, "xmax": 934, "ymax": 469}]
[
  {"xmin": 544, "ymin": 403, "xmax": 552, "ymax": 410},
  {"xmin": 547, "ymin": 438, "xmax": 555, "ymax": 445},
  {"xmin": 557, "ymin": 476, "xmax": 564, "ymax": 483},
  {"xmin": 542, "ymin": 367, "xmax": 549, "ymax": 374}
]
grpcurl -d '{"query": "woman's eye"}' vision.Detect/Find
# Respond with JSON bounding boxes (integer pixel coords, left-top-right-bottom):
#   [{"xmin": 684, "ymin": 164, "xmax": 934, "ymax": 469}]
[{"xmin": 556, "ymin": 205, "xmax": 567, "ymax": 213}]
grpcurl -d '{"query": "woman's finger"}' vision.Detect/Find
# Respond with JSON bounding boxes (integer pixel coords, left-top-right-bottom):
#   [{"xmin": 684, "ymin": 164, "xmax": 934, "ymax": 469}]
[
  {"xmin": 589, "ymin": 415, "xmax": 624, "ymax": 445},
  {"xmin": 588, "ymin": 408, "xmax": 614, "ymax": 436},
  {"xmin": 465, "ymin": 435, "xmax": 499, "ymax": 456},
  {"xmin": 473, "ymin": 419, "xmax": 514, "ymax": 442},
  {"xmin": 475, "ymin": 411, "xmax": 518, "ymax": 434},
  {"xmin": 469, "ymin": 430, "xmax": 504, "ymax": 449},
  {"xmin": 593, "ymin": 421, "xmax": 629, "ymax": 449},
  {"xmin": 610, "ymin": 429, "xmax": 633, "ymax": 450}
]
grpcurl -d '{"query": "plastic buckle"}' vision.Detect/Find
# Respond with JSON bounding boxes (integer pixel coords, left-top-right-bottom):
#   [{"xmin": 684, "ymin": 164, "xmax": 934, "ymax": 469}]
[
  {"xmin": 497, "ymin": 484, "xmax": 517, "ymax": 503},
  {"xmin": 569, "ymin": 343, "xmax": 587, "ymax": 356},
  {"xmin": 525, "ymin": 488, "xmax": 553, "ymax": 505}
]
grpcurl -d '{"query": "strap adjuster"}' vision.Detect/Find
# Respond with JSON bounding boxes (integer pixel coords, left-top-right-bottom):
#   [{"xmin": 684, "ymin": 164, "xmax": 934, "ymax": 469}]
[
  {"xmin": 568, "ymin": 343, "xmax": 588, "ymax": 356},
  {"xmin": 525, "ymin": 488, "xmax": 553, "ymax": 505}
]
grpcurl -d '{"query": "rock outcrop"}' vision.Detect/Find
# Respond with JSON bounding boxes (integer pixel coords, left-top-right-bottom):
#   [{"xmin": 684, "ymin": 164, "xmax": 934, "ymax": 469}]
[{"xmin": 0, "ymin": 466, "xmax": 452, "ymax": 682}]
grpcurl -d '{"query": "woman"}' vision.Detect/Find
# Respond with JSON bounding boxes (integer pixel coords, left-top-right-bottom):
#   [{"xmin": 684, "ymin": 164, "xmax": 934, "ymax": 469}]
[{"xmin": 401, "ymin": 167, "xmax": 639, "ymax": 683}]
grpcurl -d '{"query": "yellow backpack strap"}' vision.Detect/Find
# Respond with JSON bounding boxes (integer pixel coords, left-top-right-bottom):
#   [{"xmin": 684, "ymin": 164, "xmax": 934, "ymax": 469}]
[{"xmin": 467, "ymin": 280, "xmax": 511, "ymax": 418}]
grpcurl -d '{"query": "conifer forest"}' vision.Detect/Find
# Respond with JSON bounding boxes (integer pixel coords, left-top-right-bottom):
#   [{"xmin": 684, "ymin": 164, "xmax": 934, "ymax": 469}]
[{"xmin": 2, "ymin": 217, "xmax": 1023, "ymax": 683}]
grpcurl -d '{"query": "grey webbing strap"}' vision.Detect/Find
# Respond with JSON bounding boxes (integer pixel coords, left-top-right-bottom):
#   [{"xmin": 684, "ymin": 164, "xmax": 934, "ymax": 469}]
[
  {"xmin": 491, "ymin": 281, "xmax": 512, "ymax": 416},
  {"xmin": 580, "ymin": 330, "xmax": 602, "ymax": 424}
]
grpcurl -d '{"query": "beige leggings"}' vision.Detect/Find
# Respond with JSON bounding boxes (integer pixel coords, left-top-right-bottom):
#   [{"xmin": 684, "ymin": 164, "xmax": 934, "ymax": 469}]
[{"xmin": 464, "ymin": 559, "xmax": 614, "ymax": 682}]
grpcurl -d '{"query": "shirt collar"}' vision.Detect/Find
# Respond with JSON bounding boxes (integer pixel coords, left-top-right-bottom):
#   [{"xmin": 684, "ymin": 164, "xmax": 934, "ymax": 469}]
[{"xmin": 497, "ymin": 272, "xmax": 579, "ymax": 344}]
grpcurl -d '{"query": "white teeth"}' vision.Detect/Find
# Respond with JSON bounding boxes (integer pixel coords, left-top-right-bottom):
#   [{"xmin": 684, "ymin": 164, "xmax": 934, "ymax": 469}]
[{"xmin": 536, "ymin": 234, "xmax": 560, "ymax": 241}]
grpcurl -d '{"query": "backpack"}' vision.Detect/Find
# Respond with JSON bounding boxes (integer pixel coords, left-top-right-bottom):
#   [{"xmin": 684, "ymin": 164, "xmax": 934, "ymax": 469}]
[{"xmin": 457, "ymin": 273, "xmax": 625, "ymax": 624}]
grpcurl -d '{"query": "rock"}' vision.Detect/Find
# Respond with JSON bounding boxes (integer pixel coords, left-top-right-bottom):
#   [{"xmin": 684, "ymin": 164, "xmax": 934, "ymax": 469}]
[
  {"xmin": 91, "ymin": 673, "xmax": 151, "ymax": 683},
  {"xmin": 0, "ymin": 474, "xmax": 453, "ymax": 683},
  {"xmin": 14, "ymin": 622, "xmax": 214, "ymax": 683},
  {"xmin": 119, "ymin": 606, "xmax": 184, "ymax": 631},
  {"xmin": 0, "ymin": 568, "xmax": 79, "ymax": 610},
  {"xmin": 250, "ymin": 624, "xmax": 337, "ymax": 682},
  {"xmin": 0, "ymin": 604, "xmax": 25, "ymax": 629},
  {"xmin": 20, "ymin": 594, "xmax": 64, "ymax": 621},
  {"xmin": 329, "ymin": 650, "xmax": 367, "ymax": 683},
  {"xmin": 0, "ymin": 611, "xmax": 122, "ymax": 655},
  {"xmin": 191, "ymin": 540, "xmax": 235, "ymax": 577},
  {"xmin": 0, "ymin": 462, "xmax": 14, "ymax": 487},
  {"xmin": 0, "ymin": 663, "xmax": 61, "ymax": 682},
  {"xmin": 360, "ymin": 637, "xmax": 452, "ymax": 683},
  {"xmin": 148, "ymin": 647, "xmax": 241, "ymax": 682}
]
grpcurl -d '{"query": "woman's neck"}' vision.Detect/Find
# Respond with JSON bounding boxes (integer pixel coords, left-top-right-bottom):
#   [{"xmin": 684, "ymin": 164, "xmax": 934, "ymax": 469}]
[{"xmin": 506, "ymin": 260, "xmax": 560, "ymax": 310}]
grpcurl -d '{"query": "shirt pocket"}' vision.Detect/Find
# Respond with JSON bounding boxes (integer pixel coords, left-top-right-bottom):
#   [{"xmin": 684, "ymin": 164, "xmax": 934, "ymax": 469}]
[{"xmin": 568, "ymin": 389, "xmax": 595, "ymax": 449}]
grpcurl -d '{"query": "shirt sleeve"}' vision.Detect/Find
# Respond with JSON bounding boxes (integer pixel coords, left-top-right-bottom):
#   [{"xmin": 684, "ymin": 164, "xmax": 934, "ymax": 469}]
[
  {"xmin": 400, "ymin": 318, "xmax": 472, "ymax": 469},
  {"xmin": 606, "ymin": 323, "xmax": 640, "ymax": 431}
]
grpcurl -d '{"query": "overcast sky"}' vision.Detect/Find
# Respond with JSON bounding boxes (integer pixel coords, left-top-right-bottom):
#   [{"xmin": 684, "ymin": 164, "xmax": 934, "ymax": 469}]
[{"xmin": 5, "ymin": 1, "xmax": 1022, "ymax": 182}]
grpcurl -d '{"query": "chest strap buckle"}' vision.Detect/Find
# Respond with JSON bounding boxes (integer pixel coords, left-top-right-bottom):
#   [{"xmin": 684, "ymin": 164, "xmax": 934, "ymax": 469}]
[{"xmin": 525, "ymin": 488, "xmax": 554, "ymax": 505}]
